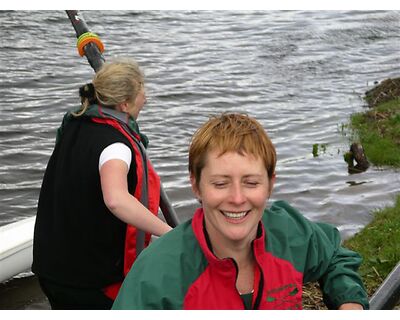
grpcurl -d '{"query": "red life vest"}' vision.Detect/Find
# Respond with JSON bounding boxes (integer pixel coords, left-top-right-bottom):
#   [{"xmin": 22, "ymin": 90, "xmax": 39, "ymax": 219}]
[{"xmin": 91, "ymin": 117, "xmax": 161, "ymax": 300}]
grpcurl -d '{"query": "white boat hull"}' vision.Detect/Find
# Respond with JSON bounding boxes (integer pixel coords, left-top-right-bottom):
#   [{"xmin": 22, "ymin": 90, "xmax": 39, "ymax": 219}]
[{"xmin": 0, "ymin": 216, "xmax": 35, "ymax": 283}]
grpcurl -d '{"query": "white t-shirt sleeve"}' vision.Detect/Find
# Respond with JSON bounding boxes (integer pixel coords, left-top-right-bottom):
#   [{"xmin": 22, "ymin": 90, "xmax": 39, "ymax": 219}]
[{"xmin": 99, "ymin": 142, "xmax": 132, "ymax": 171}]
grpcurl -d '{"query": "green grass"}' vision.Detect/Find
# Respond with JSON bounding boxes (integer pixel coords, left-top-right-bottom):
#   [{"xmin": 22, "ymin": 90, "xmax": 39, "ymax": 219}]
[
  {"xmin": 350, "ymin": 98, "xmax": 400, "ymax": 167},
  {"xmin": 344, "ymin": 195, "xmax": 400, "ymax": 296},
  {"xmin": 345, "ymin": 93, "xmax": 400, "ymax": 300},
  {"xmin": 303, "ymin": 195, "xmax": 400, "ymax": 307},
  {"xmin": 303, "ymin": 84, "xmax": 400, "ymax": 309}
]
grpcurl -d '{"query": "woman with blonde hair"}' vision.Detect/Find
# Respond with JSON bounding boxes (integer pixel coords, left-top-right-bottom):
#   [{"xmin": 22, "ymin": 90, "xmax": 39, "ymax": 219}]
[
  {"xmin": 113, "ymin": 113, "xmax": 368, "ymax": 310},
  {"xmin": 32, "ymin": 58, "xmax": 172, "ymax": 309}
]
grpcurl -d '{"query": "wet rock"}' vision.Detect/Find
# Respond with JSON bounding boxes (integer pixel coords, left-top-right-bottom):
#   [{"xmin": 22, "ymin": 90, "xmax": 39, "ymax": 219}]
[{"xmin": 345, "ymin": 142, "xmax": 370, "ymax": 174}]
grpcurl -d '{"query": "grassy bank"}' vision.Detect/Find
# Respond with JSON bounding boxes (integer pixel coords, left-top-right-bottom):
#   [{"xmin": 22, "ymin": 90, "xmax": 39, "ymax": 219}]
[
  {"xmin": 344, "ymin": 195, "xmax": 400, "ymax": 296},
  {"xmin": 344, "ymin": 78, "xmax": 400, "ymax": 306},
  {"xmin": 350, "ymin": 82, "xmax": 400, "ymax": 167},
  {"xmin": 303, "ymin": 77, "xmax": 400, "ymax": 309}
]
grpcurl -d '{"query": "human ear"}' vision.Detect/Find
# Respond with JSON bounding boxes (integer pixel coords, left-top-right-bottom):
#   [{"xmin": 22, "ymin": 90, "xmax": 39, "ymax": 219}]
[
  {"xmin": 190, "ymin": 174, "xmax": 201, "ymax": 201},
  {"xmin": 116, "ymin": 102, "xmax": 129, "ymax": 113},
  {"xmin": 268, "ymin": 172, "xmax": 276, "ymax": 197}
]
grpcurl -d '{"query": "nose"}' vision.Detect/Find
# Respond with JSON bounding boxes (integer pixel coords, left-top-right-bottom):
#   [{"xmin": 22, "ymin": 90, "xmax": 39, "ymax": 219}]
[{"xmin": 229, "ymin": 183, "xmax": 246, "ymax": 205}]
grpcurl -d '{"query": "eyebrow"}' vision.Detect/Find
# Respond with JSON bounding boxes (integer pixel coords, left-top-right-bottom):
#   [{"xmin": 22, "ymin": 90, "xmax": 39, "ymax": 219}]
[{"xmin": 209, "ymin": 174, "xmax": 265, "ymax": 179}]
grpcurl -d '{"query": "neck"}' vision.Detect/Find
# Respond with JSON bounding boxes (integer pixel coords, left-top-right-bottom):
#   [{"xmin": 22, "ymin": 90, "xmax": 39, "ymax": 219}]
[
  {"xmin": 206, "ymin": 223, "xmax": 256, "ymax": 265},
  {"xmin": 212, "ymin": 238, "xmax": 256, "ymax": 295},
  {"xmin": 212, "ymin": 239, "xmax": 253, "ymax": 264},
  {"xmin": 100, "ymin": 106, "xmax": 130, "ymax": 124}
]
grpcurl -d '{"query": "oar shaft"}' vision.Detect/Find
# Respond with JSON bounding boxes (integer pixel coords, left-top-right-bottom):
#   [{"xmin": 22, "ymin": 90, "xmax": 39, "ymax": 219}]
[
  {"xmin": 160, "ymin": 183, "xmax": 180, "ymax": 227},
  {"xmin": 66, "ymin": 10, "xmax": 105, "ymax": 72},
  {"xmin": 369, "ymin": 261, "xmax": 400, "ymax": 309}
]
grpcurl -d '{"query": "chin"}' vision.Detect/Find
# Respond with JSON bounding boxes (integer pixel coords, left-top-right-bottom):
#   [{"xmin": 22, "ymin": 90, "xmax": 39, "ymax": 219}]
[{"xmin": 223, "ymin": 228, "xmax": 255, "ymax": 243}]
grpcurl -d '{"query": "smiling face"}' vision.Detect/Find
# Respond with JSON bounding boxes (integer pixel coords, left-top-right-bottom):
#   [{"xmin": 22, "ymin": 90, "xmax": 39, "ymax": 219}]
[
  {"xmin": 191, "ymin": 149, "xmax": 275, "ymax": 247},
  {"xmin": 188, "ymin": 113, "xmax": 277, "ymax": 252}
]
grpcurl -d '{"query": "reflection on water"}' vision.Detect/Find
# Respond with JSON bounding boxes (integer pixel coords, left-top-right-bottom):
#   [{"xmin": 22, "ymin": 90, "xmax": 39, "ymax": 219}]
[{"xmin": 1, "ymin": 11, "xmax": 400, "ymax": 241}]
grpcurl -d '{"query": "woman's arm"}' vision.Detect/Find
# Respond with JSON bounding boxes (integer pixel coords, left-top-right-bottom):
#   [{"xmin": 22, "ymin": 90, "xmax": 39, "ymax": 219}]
[
  {"xmin": 267, "ymin": 201, "xmax": 368, "ymax": 310},
  {"xmin": 100, "ymin": 158, "xmax": 172, "ymax": 236},
  {"xmin": 309, "ymin": 222, "xmax": 369, "ymax": 310}
]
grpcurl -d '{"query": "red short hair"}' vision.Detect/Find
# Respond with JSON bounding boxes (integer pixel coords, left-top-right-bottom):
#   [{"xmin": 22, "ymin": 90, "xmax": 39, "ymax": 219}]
[{"xmin": 188, "ymin": 113, "xmax": 276, "ymax": 186}]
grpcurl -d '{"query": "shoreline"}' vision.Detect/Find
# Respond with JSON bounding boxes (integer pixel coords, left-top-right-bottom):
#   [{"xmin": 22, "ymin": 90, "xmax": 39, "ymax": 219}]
[
  {"xmin": 303, "ymin": 77, "xmax": 400, "ymax": 309},
  {"xmin": 344, "ymin": 77, "xmax": 400, "ymax": 308}
]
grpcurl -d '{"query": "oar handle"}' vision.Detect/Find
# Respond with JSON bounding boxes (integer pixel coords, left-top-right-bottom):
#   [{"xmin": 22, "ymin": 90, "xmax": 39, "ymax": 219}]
[
  {"xmin": 369, "ymin": 261, "xmax": 400, "ymax": 309},
  {"xmin": 66, "ymin": 10, "xmax": 105, "ymax": 72},
  {"xmin": 160, "ymin": 184, "xmax": 180, "ymax": 227}
]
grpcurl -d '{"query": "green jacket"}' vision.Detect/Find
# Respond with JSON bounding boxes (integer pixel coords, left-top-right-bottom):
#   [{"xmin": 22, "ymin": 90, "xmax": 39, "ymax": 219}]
[{"xmin": 113, "ymin": 200, "xmax": 369, "ymax": 309}]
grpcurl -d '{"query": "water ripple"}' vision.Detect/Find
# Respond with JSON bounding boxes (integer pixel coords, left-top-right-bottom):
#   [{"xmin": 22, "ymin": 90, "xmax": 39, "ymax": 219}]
[{"xmin": 0, "ymin": 11, "xmax": 399, "ymax": 238}]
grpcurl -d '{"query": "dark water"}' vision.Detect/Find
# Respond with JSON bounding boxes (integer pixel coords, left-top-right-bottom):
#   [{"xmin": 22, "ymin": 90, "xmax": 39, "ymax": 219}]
[{"xmin": 0, "ymin": 10, "xmax": 400, "ymax": 308}]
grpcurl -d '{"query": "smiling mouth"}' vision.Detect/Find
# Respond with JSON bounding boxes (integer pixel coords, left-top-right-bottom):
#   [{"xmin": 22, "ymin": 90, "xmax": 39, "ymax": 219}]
[{"xmin": 221, "ymin": 210, "xmax": 250, "ymax": 220}]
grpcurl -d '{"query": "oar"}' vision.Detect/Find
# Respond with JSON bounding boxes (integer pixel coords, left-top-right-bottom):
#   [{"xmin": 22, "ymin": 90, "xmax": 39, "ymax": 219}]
[
  {"xmin": 65, "ymin": 10, "xmax": 180, "ymax": 229},
  {"xmin": 369, "ymin": 261, "xmax": 400, "ymax": 309},
  {"xmin": 66, "ymin": 10, "xmax": 105, "ymax": 72}
]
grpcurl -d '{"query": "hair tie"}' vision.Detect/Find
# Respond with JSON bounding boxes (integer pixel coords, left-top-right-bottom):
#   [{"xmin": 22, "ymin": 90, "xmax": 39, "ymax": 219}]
[
  {"xmin": 79, "ymin": 83, "xmax": 97, "ymax": 104},
  {"xmin": 79, "ymin": 83, "xmax": 95, "ymax": 98}
]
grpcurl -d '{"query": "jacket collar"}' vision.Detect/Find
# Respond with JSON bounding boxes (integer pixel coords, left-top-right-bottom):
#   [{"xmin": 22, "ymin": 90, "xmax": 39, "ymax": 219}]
[
  {"xmin": 56, "ymin": 104, "xmax": 149, "ymax": 148},
  {"xmin": 191, "ymin": 208, "xmax": 266, "ymax": 309}
]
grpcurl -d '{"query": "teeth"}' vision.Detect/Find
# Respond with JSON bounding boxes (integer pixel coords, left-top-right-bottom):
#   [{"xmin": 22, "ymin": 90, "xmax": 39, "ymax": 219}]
[{"xmin": 223, "ymin": 211, "xmax": 248, "ymax": 219}]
